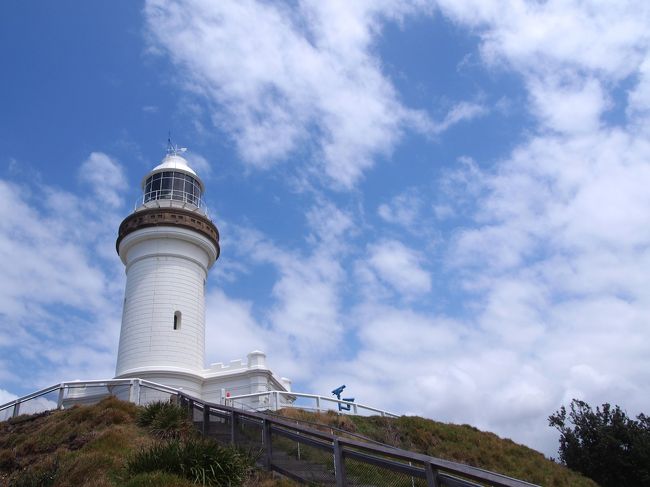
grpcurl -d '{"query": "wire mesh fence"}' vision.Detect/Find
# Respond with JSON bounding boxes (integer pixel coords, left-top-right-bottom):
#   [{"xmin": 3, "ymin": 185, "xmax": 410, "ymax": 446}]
[
  {"xmin": 0, "ymin": 379, "xmax": 182, "ymax": 422},
  {"xmin": 138, "ymin": 384, "xmax": 176, "ymax": 405},
  {"xmin": 13, "ymin": 388, "xmax": 60, "ymax": 416},
  {"xmin": 270, "ymin": 427, "xmax": 337, "ymax": 485},
  {"xmin": 237, "ymin": 416, "xmax": 264, "ymax": 449},
  {"xmin": 0, "ymin": 407, "xmax": 12, "ymax": 422},
  {"xmin": 206, "ymin": 408, "xmax": 231, "ymax": 442},
  {"xmin": 344, "ymin": 455, "xmax": 429, "ymax": 487}
]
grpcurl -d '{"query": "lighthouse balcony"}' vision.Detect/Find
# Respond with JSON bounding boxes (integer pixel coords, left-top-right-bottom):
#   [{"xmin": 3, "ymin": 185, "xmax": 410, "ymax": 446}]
[{"xmin": 134, "ymin": 189, "xmax": 209, "ymax": 215}]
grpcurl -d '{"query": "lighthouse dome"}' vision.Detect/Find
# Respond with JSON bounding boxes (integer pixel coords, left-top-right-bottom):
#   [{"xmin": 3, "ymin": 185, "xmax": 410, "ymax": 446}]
[{"xmin": 151, "ymin": 154, "xmax": 198, "ymax": 177}]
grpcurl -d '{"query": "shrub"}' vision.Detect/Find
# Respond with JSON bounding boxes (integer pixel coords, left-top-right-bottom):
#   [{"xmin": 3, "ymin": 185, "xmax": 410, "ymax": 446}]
[
  {"xmin": 549, "ymin": 399, "xmax": 650, "ymax": 487},
  {"xmin": 137, "ymin": 402, "xmax": 193, "ymax": 439},
  {"xmin": 136, "ymin": 402, "xmax": 168, "ymax": 428},
  {"xmin": 128, "ymin": 438, "xmax": 251, "ymax": 486}
]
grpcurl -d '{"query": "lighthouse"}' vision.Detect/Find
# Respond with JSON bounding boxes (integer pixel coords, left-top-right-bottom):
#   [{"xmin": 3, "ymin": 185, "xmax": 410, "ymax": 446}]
[{"xmin": 114, "ymin": 143, "xmax": 290, "ymax": 404}]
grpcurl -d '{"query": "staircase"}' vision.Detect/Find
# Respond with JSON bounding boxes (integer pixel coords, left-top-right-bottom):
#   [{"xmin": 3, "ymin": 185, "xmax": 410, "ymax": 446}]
[{"xmin": 184, "ymin": 396, "xmax": 539, "ymax": 487}]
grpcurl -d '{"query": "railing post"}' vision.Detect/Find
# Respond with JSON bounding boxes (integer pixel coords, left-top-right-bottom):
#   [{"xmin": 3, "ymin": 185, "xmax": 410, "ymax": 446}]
[
  {"xmin": 353, "ymin": 403, "xmax": 358, "ymax": 415},
  {"xmin": 263, "ymin": 419, "xmax": 272, "ymax": 470},
  {"xmin": 274, "ymin": 391, "xmax": 279, "ymax": 411},
  {"xmin": 202, "ymin": 405, "xmax": 210, "ymax": 436},
  {"xmin": 333, "ymin": 438, "xmax": 346, "ymax": 487},
  {"xmin": 129, "ymin": 379, "xmax": 141, "ymax": 405},
  {"xmin": 12, "ymin": 401, "xmax": 20, "ymax": 418},
  {"xmin": 425, "ymin": 463, "xmax": 440, "ymax": 487},
  {"xmin": 57, "ymin": 384, "xmax": 65, "ymax": 410},
  {"xmin": 231, "ymin": 411, "xmax": 239, "ymax": 445},
  {"xmin": 187, "ymin": 398, "xmax": 194, "ymax": 422},
  {"xmin": 316, "ymin": 396, "xmax": 321, "ymax": 411}
]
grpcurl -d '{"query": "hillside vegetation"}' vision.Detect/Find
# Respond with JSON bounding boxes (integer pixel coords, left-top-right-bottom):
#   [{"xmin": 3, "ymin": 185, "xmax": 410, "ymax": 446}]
[
  {"xmin": 0, "ymin": 398, "xmax": 597, "ymax": 486},
  {"xmin": 277, "ymin": 409, "xmax": 599, "ymax": 487},
  {"xmin": 0, "ymin": 398, "xmax": 285, "ymax": 487}
]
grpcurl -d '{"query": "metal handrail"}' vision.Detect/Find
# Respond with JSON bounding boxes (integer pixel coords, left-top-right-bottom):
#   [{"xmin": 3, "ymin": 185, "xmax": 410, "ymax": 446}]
[
  {"xmin": 0, "ymin": 378, "xmax": 184, "ymax": 417},
  {"xmin": 0, "ymin": 380, "xmax": 539, "ymax": 487},
  {"xmin": 183, "ymin": 393, "xmax": 540, "ymax": 487},
  {"xmin": 229, "ymin": 398, "xmax": 399, "ymax": 450},
  {"xmin": 134, "ymin": 189, "xmax": 209, "ymax": 214},
  {"xmin": 226, "ymin": 389, "xmax": 398, "ymax": 417}
]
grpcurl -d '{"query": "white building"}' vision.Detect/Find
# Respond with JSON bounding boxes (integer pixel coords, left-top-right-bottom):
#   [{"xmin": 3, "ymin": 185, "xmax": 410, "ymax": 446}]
[{"xmin": 113, "ymin": 145, "xmax": 290, "ymax": 406}]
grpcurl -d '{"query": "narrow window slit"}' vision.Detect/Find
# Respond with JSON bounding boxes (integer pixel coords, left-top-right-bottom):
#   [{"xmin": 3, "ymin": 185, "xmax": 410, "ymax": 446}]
[{"xmin": 173, "ymin": 311, "xmax": 182, "ymax": 330}]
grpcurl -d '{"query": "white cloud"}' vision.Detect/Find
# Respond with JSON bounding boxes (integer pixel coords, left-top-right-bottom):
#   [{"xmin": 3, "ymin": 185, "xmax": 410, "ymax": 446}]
[
  {"xmin": 529, "ymin": 77, "xmax": 608, "ymax": 134},
  {"xmin": 382, "ymin": 0, "xmax": 650, "ymax": 456},
  {"xmin": 207, "ymin": 200, "xmax": 351, "ymax": 382},
  {"xmin": 144, "ymin": 0, "xmax": 470, "ymax": 188},
  {"xmin": 205, "ymin": 288, "xmax": 270, "ymax": 363},
  {"xmin": 0, "ymin": 153, "xmax": 126, "ymax": 392},
  {"xmin": 378, "ymin": 188, "xmax": 422, "ymax": 229},
  {"xmin": 211, "ymin": 0, "xmax": 649, "ymax": 458},
  {"xmin": 435, "ymin": 156, "xmax": 485, "ymax": 221},
  {"xmin": 429, "ymin": 101, "xmax": 488, "ymax": 134},
  {"xmin": 185, "ymin": 152, "xmax": 212, "ymax": 178},
  {"xmin": 437, "ymin": 0, "xmax": 650, "ymax": 79},
  {"xmin": 305, "ymin": 199, "xmax": 354, "ymax": 248},
  {"xmin": 0, "ymin": 388, "xmax": 17, "ymax": 405},
  {"xmin": 78, "ymin": 152, "xmax": 127, "ymax": 209},
  {"xmin": 365, "ymin": 239, "xmax": 432, "ymax": 297},
  {"xmin": 627, "ymin": 54, "xmax": 650, "ymax": 119}
]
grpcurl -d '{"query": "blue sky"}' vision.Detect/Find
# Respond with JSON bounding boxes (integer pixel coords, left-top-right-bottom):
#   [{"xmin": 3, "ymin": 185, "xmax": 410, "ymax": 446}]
[{"xmin": 2, "ymin": 0, "xmax": 650, "ymax": 456}]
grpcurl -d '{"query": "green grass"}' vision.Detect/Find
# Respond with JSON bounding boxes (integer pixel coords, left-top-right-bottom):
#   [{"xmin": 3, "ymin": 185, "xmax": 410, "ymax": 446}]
[
  {"xmin": 1, "ymin": 397, "xmax": 594, "ymax": 487},
  {"xmin": 128, "ymin": 438, "xmax": 252, "ymax": 486},
  {"xmin": 277, "ymin": 409, "xmax": 599, "ymax": 487},
  {"xmin": 0, "ymin": 398, "xmax": 264, "ymax": 487}
]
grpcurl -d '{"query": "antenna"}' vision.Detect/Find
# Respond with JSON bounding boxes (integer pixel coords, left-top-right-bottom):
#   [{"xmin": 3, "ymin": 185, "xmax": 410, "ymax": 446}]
[
  {"xmin": 167, "ymin": 131, "xmax": 174, "ymax": 155},
  {"xmin": 166, "ymin": 131, "xmax": 188, "ymax": 156}
]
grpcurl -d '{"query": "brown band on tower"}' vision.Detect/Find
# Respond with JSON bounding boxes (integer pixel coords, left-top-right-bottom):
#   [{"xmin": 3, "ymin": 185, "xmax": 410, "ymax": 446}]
[{"xmin": 116, "ymin": 207, "xmax": 220, "ymax": 259}]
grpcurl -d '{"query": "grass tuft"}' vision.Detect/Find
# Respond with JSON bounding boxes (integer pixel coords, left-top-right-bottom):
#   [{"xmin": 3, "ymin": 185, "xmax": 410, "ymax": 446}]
[
  {"xmin": 122, "ymin": 471, "xmax": 196, "ymax": 487},
  {"xmin": 128, "ymin": 438, "xmax": 252, "ymax": 486},
  {"xmin": 136, "ymin": 401, "xmax": 193, "ymax": 439}
]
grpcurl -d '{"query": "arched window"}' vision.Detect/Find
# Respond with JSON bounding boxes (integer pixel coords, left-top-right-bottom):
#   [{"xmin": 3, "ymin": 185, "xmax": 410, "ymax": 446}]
[{"xmin": 173, "ymin": 311, "xmax": 182, "ymax": 330}]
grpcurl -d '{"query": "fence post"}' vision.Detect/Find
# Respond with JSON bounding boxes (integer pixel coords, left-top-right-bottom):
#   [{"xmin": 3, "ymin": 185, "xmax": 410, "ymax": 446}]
[
  {"xmin": 425, "ymin": 463, "xmax": 440, "ymax": 487},
  {"xmin": 275, "ymin": 391, "xmax": 279, "ymax": 411},
  {"xmin": 231, "ymin": 411, "xmax": 239, "ymax": 445},
  {"xmin": 333, "ymin": 438, "xmax": 346, "ymax": 487},
  {"xmin": 187, "ymin": 398, "xmax": 194, "ymax": 422},
  {"xmin": 12, "ymin": 401, "xmax": 20, "ymax": 418},
  {"xmin": 263, "ymin": 419, "xmax": 272, "ymax": 470},
  {"xmin": 316, "ymin": 396, "xmax": 321, "ymax": 411},
  {"xmin": 129, "ymin": 379, "xmax": 141, "ymax": 405},
  {"xmin": 57, "ymin": 384, "xmax": 65, "ymax": 410},
  {"xmin": 203, "ymin": 405, "xmax": 210, "ymax": 436}
]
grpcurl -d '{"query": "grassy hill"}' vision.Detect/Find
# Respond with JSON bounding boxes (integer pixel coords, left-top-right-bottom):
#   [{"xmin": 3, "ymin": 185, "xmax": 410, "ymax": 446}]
[
  {"xmin": 0, "ymin": 398, "xmax": 284, "ymax": 487},
  {"xmin": 276, "ymin": 409, "xmax": 598, "ymax": 487},
  {"xmin": 0, "ymin": 398, "xmax": 596, "ymax": 486}
]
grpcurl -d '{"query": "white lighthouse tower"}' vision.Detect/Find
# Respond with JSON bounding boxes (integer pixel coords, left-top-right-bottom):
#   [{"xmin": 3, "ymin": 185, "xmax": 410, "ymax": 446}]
[
  {"xmin": 115, "ymin": 143, "xmax": 290, "ymax": 404},
  {"xmin": 114, "ymin": 143, "xmax": 219, "ymax": 397}
]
